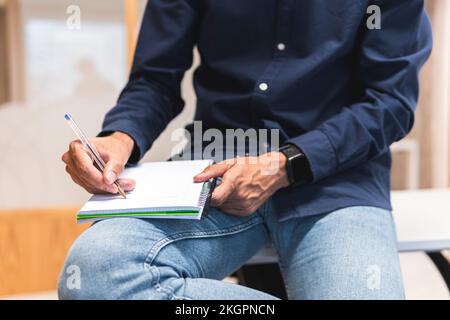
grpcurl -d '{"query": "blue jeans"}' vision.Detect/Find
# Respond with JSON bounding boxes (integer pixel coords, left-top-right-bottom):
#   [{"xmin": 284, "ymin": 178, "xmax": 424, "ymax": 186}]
[{"xmin": 58, "ymin": 202, "xmax": 405, "ymax": 299}]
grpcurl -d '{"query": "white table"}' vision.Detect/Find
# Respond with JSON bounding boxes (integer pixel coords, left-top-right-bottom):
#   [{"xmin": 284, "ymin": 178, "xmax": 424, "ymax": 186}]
[
  {"xmin": 392, "ymin": 189, "xmax": 450, "ymax": 290},
  {"xmin": 245, "ymin": 189, "xmax": 450, "ymax": 291},
  {"xmin": 392, "ymin": 189, "xmax": 450, "ymax": 252}
]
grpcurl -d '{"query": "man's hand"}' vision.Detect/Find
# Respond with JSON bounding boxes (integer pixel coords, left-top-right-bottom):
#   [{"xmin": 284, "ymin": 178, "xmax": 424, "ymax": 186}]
[
  {"xmin": 62, "ymin": 132, "xmax": 136, "ymax": 194},
  {"xmin": 194, "ymin": 152, "xmax": 290, "ymax": 216}
]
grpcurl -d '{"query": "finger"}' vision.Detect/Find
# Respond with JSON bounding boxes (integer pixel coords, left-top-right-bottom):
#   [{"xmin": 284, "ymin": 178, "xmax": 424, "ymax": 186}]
[
  {"xmin": 66, "ymin": 165, "xmax": 97, "ymax": 194},
  {"xmin": 103, "ymin": 159, "xmax": 125, "ymax": 185},
  {"xmin": 69, "ymin": 141, "xmax": 105, "ymax": 185},
  {"xmin": 74, "ymin": 166, "xmax": 133, "ymax": 194},
  {"xmin": 220, "ymin": 200, "xmax": 257, "ymax": 216},
  {"xmin": 211, "ymin": 178, "xmax": 235, "ymax": 207},
  {"xmin": 218, "ymin": 205, "xmax": 248, "ymax": 216},
  {"xmin": 117, "ymin": 178, "xmax": 136, "ymax": 192},
  {"xmin": 61, "ymin": 151, "xmax": 70, "ymax": 164},
  {"xmin": 66, "ymin": 158, "xmax": 117, "ymax": 194},
  {"xmin": 72, "ymin": 169, "xmax": 130, "ymax": 195},
  {"xmin": 221, "ymin": 197, "xmax": 256, "ymax": 212},
  {"xmin": 194, "ymin": 162, "xmax": 234, "ymax": 182}
]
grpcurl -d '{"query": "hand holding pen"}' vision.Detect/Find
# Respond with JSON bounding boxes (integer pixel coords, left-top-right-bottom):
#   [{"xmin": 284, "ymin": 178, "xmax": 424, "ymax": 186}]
[{"xmin": 62, "ymin": 114, "xmax": 136, "ymax": 198}]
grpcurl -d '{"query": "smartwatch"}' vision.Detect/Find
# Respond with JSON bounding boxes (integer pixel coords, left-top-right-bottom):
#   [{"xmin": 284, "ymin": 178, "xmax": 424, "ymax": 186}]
[{"xmin": 278, "ymin": 144, "xmax": 313, "ymax": 185}]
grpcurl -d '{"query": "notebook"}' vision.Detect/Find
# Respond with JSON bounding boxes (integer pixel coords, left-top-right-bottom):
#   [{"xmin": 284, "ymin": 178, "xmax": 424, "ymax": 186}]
[{"xmin": 76, "ymin": 159, "xmax": 216, "ymax": 223}]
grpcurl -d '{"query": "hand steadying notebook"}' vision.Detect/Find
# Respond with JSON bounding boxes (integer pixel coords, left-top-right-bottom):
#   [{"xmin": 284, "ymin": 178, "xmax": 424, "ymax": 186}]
[{"xmin": 77, "ymin": 160, "xmax": 215, "ymax": 222}]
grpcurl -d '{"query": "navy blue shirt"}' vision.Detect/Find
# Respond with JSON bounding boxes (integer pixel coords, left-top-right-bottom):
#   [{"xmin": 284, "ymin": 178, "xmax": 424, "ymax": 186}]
[{"xmin": 101, "ymin": 0, "xmax": 432, "ymax": 221}]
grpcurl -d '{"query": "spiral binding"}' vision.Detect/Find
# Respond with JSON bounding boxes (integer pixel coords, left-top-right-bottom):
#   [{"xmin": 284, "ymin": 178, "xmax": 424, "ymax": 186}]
[
  {"xmin": 198, "ymin": 180, "xmax": 211, "ymax": 208},
  {"xmin": 197, "ymin": 178, "xmax": 217, "ymax": 216}
]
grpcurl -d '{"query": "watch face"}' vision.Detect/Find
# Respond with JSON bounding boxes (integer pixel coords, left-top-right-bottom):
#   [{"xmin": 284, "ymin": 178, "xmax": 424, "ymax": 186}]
[
  {"xmin": 281, "ymin": 145, "xmax": 302, "ymax": 160},
  {"xmin": 280, "ymin": 145, "xmax": 312, "ymax": 184}
]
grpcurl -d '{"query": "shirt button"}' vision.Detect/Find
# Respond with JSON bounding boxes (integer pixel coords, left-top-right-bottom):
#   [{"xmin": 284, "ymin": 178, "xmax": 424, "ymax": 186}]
[
  {"xmin": 259, "ymin": 82, "xmax": 269, "ymax": 91},
  {"xmin": 277, "ymin": 43, "xmax": 286, "ymax": 51}
]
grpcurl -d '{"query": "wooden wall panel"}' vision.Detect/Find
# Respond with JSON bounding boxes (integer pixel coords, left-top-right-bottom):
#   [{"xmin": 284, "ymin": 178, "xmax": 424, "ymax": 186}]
[
  {"xmin": 407, "ymin": 0, "xmax": 450, "ymax": 188},
  {"xmin": 4, "ymin": 0, "xmax": 24, "ymax": 102},
  {"xmin": 0, "ymin": 8, "xmax": 8, "ymax": 104},
  {"xmin": 0, "ymin": 208, "xmax": 89, "ymax": 296},
  {"xmin": 124, "ymin": 0, "xmax": 139, "ymax": 70},
  {"xmin": 426, "ymin": 0, "xmax": 450, "ymax": 188}
]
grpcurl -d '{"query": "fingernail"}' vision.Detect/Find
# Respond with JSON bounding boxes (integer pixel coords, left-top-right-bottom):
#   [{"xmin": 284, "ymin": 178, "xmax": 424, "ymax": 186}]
[
  {"xmin": 108, "ymin": 186, "xmax": 118, "ymax": 194},
  {"xmin": 124, "ymin": 182, "xmax": 135, "ymax": 191},
  {"xmin": 194, "ymin": 173, "xmax": 206, "ymax": 181},
  {"xmin": 106, "ymin": 171, "xmax": 116, "ymax": 183}
]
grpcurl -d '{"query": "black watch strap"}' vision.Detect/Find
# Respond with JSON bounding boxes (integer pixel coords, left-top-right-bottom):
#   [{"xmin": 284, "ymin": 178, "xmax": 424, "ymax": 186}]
[{"xmin": 278, "ymin": 144, "xmax": 313, "ymax": 185}]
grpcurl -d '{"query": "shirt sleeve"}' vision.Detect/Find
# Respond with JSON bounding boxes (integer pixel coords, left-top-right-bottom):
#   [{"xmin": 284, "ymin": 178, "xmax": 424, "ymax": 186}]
[
  {"xmin": 287, "ymin": 0, "xmax": 432, "ymax": 182},
  {"xmin": 99, "ymin": 0, "xmax": 200, "ymax": 164}
]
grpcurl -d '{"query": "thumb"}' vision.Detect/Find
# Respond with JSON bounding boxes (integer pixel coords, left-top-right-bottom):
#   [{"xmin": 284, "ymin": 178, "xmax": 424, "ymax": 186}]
[
  {"xmin": 211, "ymin": 178, "xmax": 234, "ymax": 207},
  {"xmin": 194, "ymin": 162, "xmax": 233, "ymax": 182},
  {"xmin": 103, "ymin": 159, "xmax": 125, "ymax": 185}
]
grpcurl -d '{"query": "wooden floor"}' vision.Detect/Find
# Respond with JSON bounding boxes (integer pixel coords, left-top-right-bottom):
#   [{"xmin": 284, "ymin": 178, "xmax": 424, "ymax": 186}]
[{"xmin": 0, "ymin": 207, "xmax": 88, "ymax": 296}]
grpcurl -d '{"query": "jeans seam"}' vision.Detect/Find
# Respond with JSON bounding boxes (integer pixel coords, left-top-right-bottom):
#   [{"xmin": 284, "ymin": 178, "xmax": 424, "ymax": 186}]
[
  {"xmin": 147, "ymin": 265, "xmax": 191, "ymax": 300},
  {"xmin": 264, "ymin": 199, "xmax": 290, "ymax": 297},
  {"xmin": 270, "ymin": 237, "xmax": 290, "ymax": 297},
  {"xmin": 143, "ymin": 215, "xmax": 264, "ymax": 268}
]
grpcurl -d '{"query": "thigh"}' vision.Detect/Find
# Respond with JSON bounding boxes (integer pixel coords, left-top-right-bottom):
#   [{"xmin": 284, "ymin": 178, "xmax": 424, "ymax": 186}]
[
  {"xmin": 141, "ymin": 207, "xmax": 269, "ymax": 280},
  {"xmin": 270, "ymin": 206, "xmax": 404, "ymax": 300},
  {"xmin": 59, "ymin": 206, "xmax": 269, "ymax": 299}
]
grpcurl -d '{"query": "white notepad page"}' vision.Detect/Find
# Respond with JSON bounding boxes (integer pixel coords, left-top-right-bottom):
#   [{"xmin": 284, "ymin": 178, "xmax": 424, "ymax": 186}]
[{"xmin": 79, "ymin": 159, "xmax": 213, "ymax": 215}]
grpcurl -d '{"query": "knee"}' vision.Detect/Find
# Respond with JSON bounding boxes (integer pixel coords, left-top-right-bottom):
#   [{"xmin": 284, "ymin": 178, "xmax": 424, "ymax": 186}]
[
  {"xmin": 58, "ymin": 226, "xmax": 112, "ymax": 299},
  {"xmin": 58, "ymin": 220, "xmax": 147, "ymax": 300},
  {"xmin": 57, "ymin": 219, "xmax": 183, "ymax": 300}
]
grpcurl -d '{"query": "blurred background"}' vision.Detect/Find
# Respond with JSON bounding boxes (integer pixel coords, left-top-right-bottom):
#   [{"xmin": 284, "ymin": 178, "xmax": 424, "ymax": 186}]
[{"xmin": 0, "ymin": 0, "xmax": 449, "ymax": 299}]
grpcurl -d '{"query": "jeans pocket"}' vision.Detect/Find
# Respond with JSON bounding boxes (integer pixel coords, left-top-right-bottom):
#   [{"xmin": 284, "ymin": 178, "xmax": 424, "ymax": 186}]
[{"xmin": 144, "ymin": 215, "xmax": 263, "ymax": 267}]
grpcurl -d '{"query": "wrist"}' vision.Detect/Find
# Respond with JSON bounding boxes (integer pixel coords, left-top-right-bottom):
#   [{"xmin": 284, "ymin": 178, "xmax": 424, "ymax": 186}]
[
  {"xmin": 270, "ymin": 151, "xmax": 290, "ymax": 189},
  {"xmin": 110, "ymin": 131, "xmax": 135, "ymax": 157}
]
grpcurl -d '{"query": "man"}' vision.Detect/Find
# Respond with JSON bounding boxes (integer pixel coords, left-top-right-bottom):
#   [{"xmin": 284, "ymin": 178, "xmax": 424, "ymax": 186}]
[{"xmin": 59, "ymin": 0, "xmax": 431, "ymax": 299}]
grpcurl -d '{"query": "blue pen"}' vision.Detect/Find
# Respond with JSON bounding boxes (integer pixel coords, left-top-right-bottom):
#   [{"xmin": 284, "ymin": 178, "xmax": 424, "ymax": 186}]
[{"xmin": 64, "ymin": 113, "xmax": 127, "ymax": 199}]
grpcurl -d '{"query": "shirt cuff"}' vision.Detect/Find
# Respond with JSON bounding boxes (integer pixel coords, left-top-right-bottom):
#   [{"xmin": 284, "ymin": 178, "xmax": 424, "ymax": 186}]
[{"xmin": 286, "ymin": 129, "xmax": 338, "ymax": 182}]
